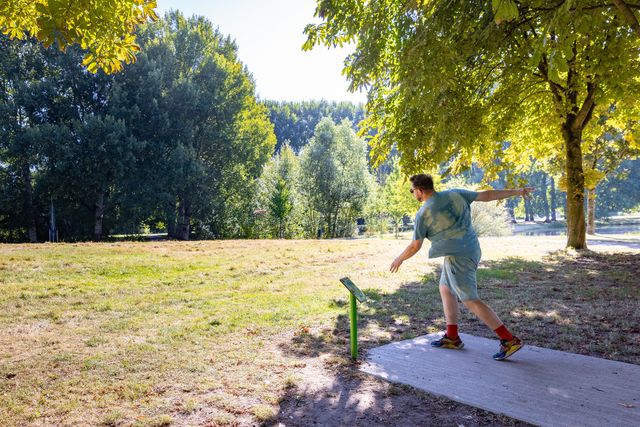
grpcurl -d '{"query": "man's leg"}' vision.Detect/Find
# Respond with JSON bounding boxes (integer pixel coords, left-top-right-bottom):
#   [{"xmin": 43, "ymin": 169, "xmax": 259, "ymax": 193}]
[
  {"xmin": 464, "ymin": 299, "xmax": 515, "ymax": 340},
  {"xmin": 448, "ymin": 255, "xmax": 523, "ymax": 360},
  {"xmin": 463, "ymin": 299, "xmax": 523, "ymax": 360},
  {"xmin": 439, "ymin": 283, "xmax": 459, "ymax": 329},
  {"xmin": 430, "ymin": 261, "xmax": 464, "ymax": 349},
  {"xmin": 462, "ymin": 299, "xmax": 502, "ymax": 330},
  {"xmin": 451, "ymin": 255, "xmax": 512, "ymax": 335}
]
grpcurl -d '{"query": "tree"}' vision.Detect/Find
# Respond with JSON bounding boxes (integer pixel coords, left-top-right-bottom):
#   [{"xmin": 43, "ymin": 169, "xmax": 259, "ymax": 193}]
[
  {"xmin": 0, "ymin": 0, "xmax": 158, "ymax": 73},
  {"xmin": 111, "ymin": 12, "xmax": 275, "ymax": 240},
  {"xmin": 0, "ymin": 35, "xmax": 69, "ymax": 242},
  {"xmin": 47, "ymin": 116, "xmax": 134, "ymax": 241},
  {"xmin": 381, "ymin": 156, "xmax": 420, "ymax": 237},
  {"xmin": 299, "ymin": 118, "xmax": 371, "ymax": 238},
  {"xmin": 0, "ymin": 32, "xmax": 137, "ymax": 242},
  {"xmin": 596, "ymin": 158, "xmax": 640, "ymax": 216},
  {"xmin": 305, "ymin": 0, "xmax": 640, "ymax": 249},
  {"xmin": 0, "ymin": 12, "xmax": 275, "ymax": 242},
  {"xmin": 363, "ymin": 180, "xmax": 387, "ymax": 235},
  {"xmin": 258, "ymin": 143, "xmax": 300, "ymax": 238},
  {"xmin": 524, "ymin": 168, "xmax": 553, "ymax": 222},
  {"xmin": 264, "ymin": 100, "xmax": 365, "ymax": 152},
  {"xmin": 0, "ymin": 127, "xmax": 40, "ymax": 242},
  {"xmin": 582, "ymin": 110, "xmax": 640, "ymax": 233},
  {"xmin": 550, "ymin": 176, "xmax": 558, "ymax": 221},
  {"xmin": 269, "ymin": 179, "xmax": 294, "ymax": 238}
]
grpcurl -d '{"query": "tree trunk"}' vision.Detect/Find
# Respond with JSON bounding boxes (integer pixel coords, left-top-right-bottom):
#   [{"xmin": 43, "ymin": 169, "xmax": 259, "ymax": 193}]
[
  {"xmin": 324, "ymin": 212, "xmax": 331, "ymax": 239},
  {"xmin": 22, "ymin": 164, "xmax": 38, "ymax": 243},
  {"xmin": 49, "ymin": 200, "xmax": 58, "ymax": 242},
  {"xmin": 540, "ymin": 174, "xmax": 550, "ymax": 222},
  {"xmin": 563, "ymin": 130, "xmax": 587, "ymax": 249},
  {"xmin": 587, "ymin": 188, "xmax": 596, "ymax": 235},
  {"xmin": 166, "ymin": 200, "xmax": 177, "ymax": 238},
  {"xmin": 550, "ymin": 177, "xmax": 557, "ymax": 222},
  {"xmin": 506, "ymin": 199, "xmax": 516, "ymax": 223},
  {"xmin": 93, "ymin": 191, "xmax": 105, "ymax": 241},
  {"xmin": 176, "ymin": 201, "xmax": 191, "ymax": 240},
  {"xmin": 529, "ymin": 198, "xmax": 535, "ymax": 221},
  {"xmin": 524, "ymin": 198, "xmax": 533, "ymax": 221}
]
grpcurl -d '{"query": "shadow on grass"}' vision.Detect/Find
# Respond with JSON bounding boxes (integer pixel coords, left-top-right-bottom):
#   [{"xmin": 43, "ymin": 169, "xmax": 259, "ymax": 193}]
[
  {"xmin": 587, "ymin": 236, "xmax": 640, "ymax": 250},
  {"xmin": 271, "ymin": 251, "xmax": 639, "ymax": 426}
]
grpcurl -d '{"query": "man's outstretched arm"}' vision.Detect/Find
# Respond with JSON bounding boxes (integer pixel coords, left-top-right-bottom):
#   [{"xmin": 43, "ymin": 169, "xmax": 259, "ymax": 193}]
[
  {"xmin": 390, "ymin": 239, "xmax": 423, "ymax": 273},
  {"xmin": 475, "ymin": 187, "xmax": 534, "ymax": 202}
]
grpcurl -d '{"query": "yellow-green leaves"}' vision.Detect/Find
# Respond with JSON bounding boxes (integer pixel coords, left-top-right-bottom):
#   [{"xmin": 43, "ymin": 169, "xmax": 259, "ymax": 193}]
[
  {"xmin": 628, "ymin": 130, "xmax": 639, "ymax": 151},
  {"xmin": 306, "ymin": 0, "xmax": 640, "ymax": 182},
  {"xmin": 558, "ymin": 168, "xmax": 606, "ymax": 192},
  {"xmin": 0, "ymin": 0, "xmax": 158, "ymax": 74},
  {"xmin": 548, "ymin": 50, "xmax": 569, "ymax": 85},
  {"xmin": 583, "ymin": 167, "xmax": 606, "ymax": 190},
  {"xmin": 492, "ymin": 0, "xmax": 519, "ymax": 25}
]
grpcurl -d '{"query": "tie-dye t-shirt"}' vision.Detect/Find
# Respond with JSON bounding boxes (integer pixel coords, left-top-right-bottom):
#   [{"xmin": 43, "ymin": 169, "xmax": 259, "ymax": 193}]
[{"xmin": 413, "ymin": 189, "xmax": 481, "ymax": 260}]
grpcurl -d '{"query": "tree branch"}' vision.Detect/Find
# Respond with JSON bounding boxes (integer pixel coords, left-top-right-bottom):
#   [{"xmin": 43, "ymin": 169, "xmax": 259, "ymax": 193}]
[
  {"xmin": 612, "ymin": 0, "xmax": 640, "ymax": 37},
  {"xmin": 574, "ymin": 80, "xmax": 598, "ymax": 131},
  {"xmin": 536, "ymin": 54, "xmax": 566, "ymax": 112},
  {"xmin": 528, "ymin": 2, "xmax": 640, "ymax": 12}
]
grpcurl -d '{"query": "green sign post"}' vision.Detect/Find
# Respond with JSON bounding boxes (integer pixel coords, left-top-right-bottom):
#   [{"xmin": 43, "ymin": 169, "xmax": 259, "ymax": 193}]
[{"xmin": 339, "ymin": 277, "xmax": 366, "ymax": 360}]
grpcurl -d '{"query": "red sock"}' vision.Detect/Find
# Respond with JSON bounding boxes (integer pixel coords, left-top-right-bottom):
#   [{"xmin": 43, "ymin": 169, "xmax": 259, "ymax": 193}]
[
  {"xmin": 446, "ymin": 324, "xmax": 459, "ymax": 340},
  {"xmin": 494, "ymin": 325, "xmax": 514, "ymax": 341}
]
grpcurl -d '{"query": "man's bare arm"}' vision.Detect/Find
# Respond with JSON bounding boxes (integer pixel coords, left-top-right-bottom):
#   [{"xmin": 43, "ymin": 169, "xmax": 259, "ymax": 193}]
[
  {"xmin": 390, "ymin": 239, "xmax": 423, "ymax": 273},
  {"xmin": 475, "ymin": 187, "xmax": 534, "ymax": 202}
]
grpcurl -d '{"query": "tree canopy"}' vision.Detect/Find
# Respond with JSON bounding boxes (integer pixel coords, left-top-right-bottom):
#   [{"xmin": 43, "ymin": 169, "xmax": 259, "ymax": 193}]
[
  {"xmin": 299, "ymin": 118, "xmax": 372, "ymax": 238},
  {"xmin": 0, "ymin": 12, "xmax": 275, "ymax": 242},
  {"xmin": 304, "ymin": 0, "xmax": 640, "ymax": 249},
  {"xmin": 264, "ymin": 100, "xmax": 365, "ymax": 152},
  {"xmin": 0, "ymin": 0, "xmax": 158, "ymax": 73}
]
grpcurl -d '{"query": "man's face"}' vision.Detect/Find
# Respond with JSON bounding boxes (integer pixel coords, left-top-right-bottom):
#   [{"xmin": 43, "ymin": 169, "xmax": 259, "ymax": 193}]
[{"xmin": 410, "ymin": 186, "xmax": 424, "ymax": 201}]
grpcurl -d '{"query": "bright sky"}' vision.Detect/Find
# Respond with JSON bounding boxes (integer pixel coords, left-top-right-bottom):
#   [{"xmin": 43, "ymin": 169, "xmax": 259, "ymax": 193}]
[{"xmin": 156, "ymin": 0, "xmax": 366, "ymax": 103}]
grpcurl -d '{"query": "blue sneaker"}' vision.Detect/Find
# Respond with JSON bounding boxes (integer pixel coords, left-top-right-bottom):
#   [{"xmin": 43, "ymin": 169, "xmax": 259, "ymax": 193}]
[
  {"xmin": 493, "ymin": 336, "xmax": 524, "ymax": 361},
  {"xmin": 430, "ymin": 334, "xmax": 464, "ymax": 350}
]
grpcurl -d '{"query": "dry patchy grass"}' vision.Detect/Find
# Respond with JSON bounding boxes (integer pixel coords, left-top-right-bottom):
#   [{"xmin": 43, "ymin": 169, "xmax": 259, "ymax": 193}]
[{"xmin": 0, "ymin": 236, "xmax": 637, "ymax": 426}]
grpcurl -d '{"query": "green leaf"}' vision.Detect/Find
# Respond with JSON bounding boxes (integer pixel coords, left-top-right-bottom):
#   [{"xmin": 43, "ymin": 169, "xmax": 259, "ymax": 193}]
[{"xmin": 492, "ymin": 0, "xmax": 519, "ymax": 25}]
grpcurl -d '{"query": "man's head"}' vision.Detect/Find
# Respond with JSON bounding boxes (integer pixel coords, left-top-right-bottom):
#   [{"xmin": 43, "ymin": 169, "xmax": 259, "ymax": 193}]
[{"xmin": 409, "ymin": 174, "xmax": 434, "ymax": 202}]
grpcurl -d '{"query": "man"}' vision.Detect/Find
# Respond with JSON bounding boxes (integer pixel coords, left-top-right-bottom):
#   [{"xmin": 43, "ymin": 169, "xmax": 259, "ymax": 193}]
[{"xmin": 390, "ymin": 174, "xmax": 533, "ymax": 361}]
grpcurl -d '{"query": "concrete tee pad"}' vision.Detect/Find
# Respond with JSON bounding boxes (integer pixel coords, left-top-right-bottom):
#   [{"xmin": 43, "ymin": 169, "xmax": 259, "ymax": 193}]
[{"xmin": 360, "ymin": 333, "xmax": 640, "ymax": 427}]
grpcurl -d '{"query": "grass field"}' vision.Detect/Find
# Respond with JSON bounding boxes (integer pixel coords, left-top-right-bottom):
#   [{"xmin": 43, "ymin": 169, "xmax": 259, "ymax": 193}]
[{"xmin": 1, "ymin": 237, "xmax": 638, "ymax": 426}]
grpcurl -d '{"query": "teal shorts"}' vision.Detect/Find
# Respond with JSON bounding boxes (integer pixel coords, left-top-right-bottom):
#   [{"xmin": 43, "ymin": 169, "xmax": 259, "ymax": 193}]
[{"xmin": 440, "ymin": 255, "xmax": 479, "ymax": 301}]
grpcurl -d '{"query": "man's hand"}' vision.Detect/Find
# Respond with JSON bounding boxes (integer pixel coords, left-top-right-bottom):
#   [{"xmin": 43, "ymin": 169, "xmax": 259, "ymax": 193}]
[
  {"xmin": 390, "ymin": 240, "xmax": 422, "ymax": 273},
  {"xmin": 390, "ymin": 257, "xmax": 403, "ymax": 273}
]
